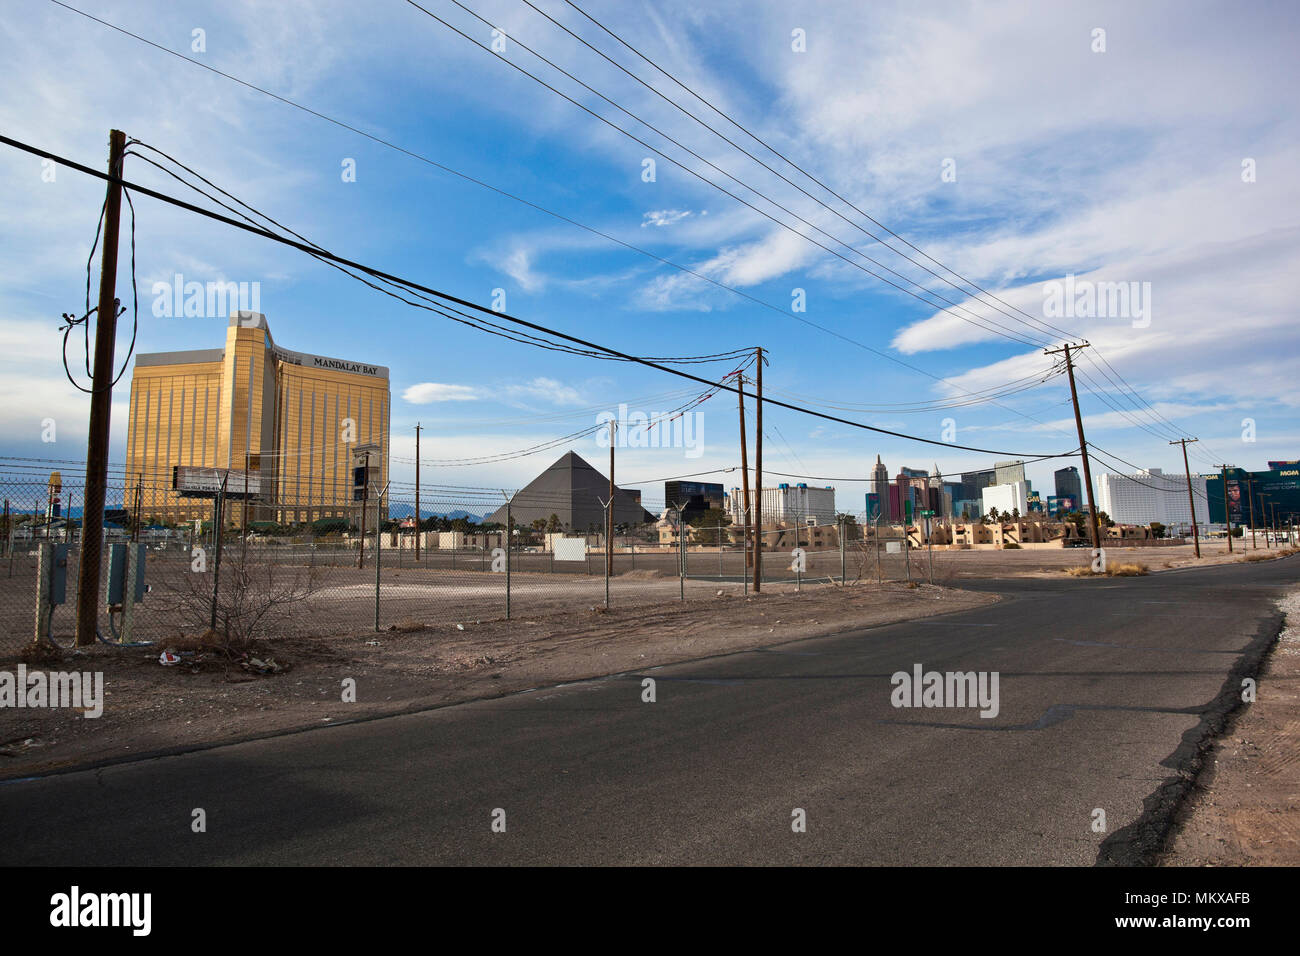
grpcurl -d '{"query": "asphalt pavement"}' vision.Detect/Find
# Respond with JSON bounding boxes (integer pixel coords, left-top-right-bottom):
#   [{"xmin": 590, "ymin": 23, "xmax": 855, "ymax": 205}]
[{"xmin": 1, "ymin": 555, "xmax": 1294, "ymax": 865}]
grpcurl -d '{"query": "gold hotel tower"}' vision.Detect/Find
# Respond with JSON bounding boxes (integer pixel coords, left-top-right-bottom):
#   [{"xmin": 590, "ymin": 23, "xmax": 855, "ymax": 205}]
[{"xmin": 124, "ymin": 312, "xmax": 390, "ymax": 526}]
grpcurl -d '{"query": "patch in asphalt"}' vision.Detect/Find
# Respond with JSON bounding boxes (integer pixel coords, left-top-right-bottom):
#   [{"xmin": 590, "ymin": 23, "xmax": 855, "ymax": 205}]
[
  {"xmin": 1052, "ymin": 637, "xmax": 1241, "ymax": 654},
  {"xmin": 879, "ymin": 701, "xmax": 1201, "ymax": 732}
]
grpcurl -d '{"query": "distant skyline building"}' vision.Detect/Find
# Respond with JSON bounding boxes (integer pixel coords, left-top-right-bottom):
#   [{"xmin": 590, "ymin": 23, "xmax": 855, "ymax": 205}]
[
  {"xmin": 1096, "ymin": 468, "xmax": 1209, "ymax": 527},
  {"xmin": 488, "ymin": 451, "xmax": 653, "ymax": 531},
  {"xmin": 869, "ymin": 455, "xmax": 891, "ymax": 520},
  {"xmin": 125, "ymin": 311, "xmax": 390, "ymax": 525},
  {"xmin": 666, "ymin": 480, "xmax": 724, "ymax": 523},
  {"xmin": 959, "ymin": 468, "xmax": 996, "ymax": 505},
  {"xmin": 733, "ymin": 483, "xmax": 836, "ymax": 526},
  {"xmin": 1054, "ymin": 466, "xmax": 1082, "ymax": 503},
  {"xmin": 994, "ymin": 459, "xmax": 1027, "ymax": 486}
]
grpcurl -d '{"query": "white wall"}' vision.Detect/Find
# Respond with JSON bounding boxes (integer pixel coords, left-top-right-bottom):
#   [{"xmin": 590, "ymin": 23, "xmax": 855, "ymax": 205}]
[{"xmin": 981, "ymin": 481, "xmax": 1029, "ymax": 516}]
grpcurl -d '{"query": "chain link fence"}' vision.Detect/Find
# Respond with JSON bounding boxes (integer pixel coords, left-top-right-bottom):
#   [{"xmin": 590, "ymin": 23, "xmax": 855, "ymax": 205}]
[{"xmin": 4, "ymin": 478, "xmax": 913, "ymax": 652}]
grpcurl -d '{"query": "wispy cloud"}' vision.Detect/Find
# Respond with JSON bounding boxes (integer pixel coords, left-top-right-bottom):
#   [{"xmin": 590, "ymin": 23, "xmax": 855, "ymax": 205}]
[
  {"xmin": 503, "ymin": 377, "xmax": 586, "ymax": 406},
  {"xmin": 403, "ymin": 383, "xmax": 480, "ymax": 403},
  {"xmin": 641, "ymin": 209, "xmax": 700, "ymax": 228}
]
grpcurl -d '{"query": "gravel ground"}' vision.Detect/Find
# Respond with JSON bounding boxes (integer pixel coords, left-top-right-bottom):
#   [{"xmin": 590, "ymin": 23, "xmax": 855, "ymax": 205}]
[{"xmin": 1159, "ymin": 586, "xmax": 1300, "ymax": 866}]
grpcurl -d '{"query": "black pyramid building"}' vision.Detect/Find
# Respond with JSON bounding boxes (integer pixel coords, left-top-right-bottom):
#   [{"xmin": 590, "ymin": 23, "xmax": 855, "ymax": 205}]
[{"xmin": 487, "ymin": 451, "xmax": 656, "ymax": 532}]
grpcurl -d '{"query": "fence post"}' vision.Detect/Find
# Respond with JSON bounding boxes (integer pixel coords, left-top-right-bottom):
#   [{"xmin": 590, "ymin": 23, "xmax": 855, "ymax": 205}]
[
  {"xmin": 679, "ymin": 517, "xmax": 685, "ymax": 601},
  {"xmin": 905, "ymin": 518, "xmax": 912, "ymax": 584},
  {"xmin": 839, "ymin": 518, "xmax": 846, "ymax": 585},
  {"xmin": 210, "ymin": 483, "xmax": 226, "ymax": 633},
  {"xmin": 34, "ymin": 541, "xmax": 51, "ymax": 644},
  {"xmin": 505, "ymin": 499, "xmax": 512, "ymax": 621},
  {"xmin": 374, "ymin": 488, "xmax": 382, "ymax": 632},
  {"xmin": 876, "ymin": 517, "xmax": 882, "ymax": 585}
]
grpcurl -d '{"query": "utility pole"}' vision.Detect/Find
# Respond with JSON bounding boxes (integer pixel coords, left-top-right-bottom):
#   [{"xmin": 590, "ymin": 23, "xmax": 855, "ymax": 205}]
[
  {"xmin": 738, "ymin": 372, "xmax": 752, "ymax": 571},
  {"xmin": 754, "ymin": 347, "xmax": 764, "ymax": 593},
  {"xmin": 607, "ymin": 419, "xmax": 615, "ymax": 579},
  {"xmin": 1171, "ymin": 438, "xmax": 1200, "ymax": 558},
  {"xmin": 1045, "ymin": 342, "xmax": 1101, "ymax": 553},
  {"xmin": 414, "ymin": 422, "xmax": 422, "ymax": 561},
  {"xmin": 75, "ymin": 129, "xmax": 127, "ymax": 647},
  {"xmin": 1212, "ymin": 465, "xmax": 1235, "ymax": 553}
]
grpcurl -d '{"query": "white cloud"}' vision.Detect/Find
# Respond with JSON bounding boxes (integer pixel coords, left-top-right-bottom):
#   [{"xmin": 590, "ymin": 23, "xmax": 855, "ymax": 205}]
[
  {"xmin": 503, "ymin": 377, "xmax": 586, "ymax": 406},
  {"xmin": 402, "ymin": 383, "xmax": 480, "ymax": 403},
  {"xmin": 641, "ymin": 209, "xmax": 698, "ymax": 228}
]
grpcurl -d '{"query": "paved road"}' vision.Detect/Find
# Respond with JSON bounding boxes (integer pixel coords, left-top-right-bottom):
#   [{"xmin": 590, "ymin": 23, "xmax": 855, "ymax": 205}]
[{"xmin": 1, "ymin": 556, "xmax": 1294, "ymax": 865}]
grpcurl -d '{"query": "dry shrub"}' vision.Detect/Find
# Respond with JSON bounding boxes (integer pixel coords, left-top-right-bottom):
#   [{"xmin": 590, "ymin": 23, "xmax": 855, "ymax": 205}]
[{"xmin": 1065, "ymin": 563, "xmax": 1147, "ymax": 577}]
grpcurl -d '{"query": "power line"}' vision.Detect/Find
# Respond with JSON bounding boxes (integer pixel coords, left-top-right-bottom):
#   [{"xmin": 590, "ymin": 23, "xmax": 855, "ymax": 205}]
[
  {"xmin": 0, "ymin": 132, "xmax": 1079, "ymax": 460},
  {"xmin": 520, "ymin": 0, "xmax": 1076, "ymax": 347},
  {"xmin": 43, "ymin": 0, "xmax": 1082, "ymax": 431},
  {"xmin": 404, "ymin": 0, "xmax": 1055, "ymax": 350},
  {"xmin": 555, "ymin": 0, "xmax": 1083, "ymax": 346}
]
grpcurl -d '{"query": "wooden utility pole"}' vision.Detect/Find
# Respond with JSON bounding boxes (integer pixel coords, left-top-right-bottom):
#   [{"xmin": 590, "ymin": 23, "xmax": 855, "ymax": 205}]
[
  {"xmin": 1213, "ymin": 464, "xmax": 1234, "ymax": 553},
  {"xmin": 607, "ymin": 419, "xmax": 615, "ymax": 578},
  {"xmin": 1045, "ymin": 342, "xmax": 1101, "ymax": 553},
  {"xmin": 753, "ymin": 347, "xmax": 764, "ymax": 593},
  {"xmin": 1171, "ymin": 438, "xmax": 1200, "ymax": 557},
  {"xmin": 75, "ymin": 129, "xmax": 127, "ymax": 647},
  {"xmin": 414, "ymin": 423, "xmax": 422, "ymax": 561},
  {"xmin": 738, "ymin": 372, "xmax": 751, "ymax": 570}
]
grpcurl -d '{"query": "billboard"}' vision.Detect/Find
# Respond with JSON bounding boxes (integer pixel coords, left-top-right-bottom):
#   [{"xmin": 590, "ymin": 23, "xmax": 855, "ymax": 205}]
[
  {"xmin": 1047, "ymin": 495, "xmax": 1076, "ymax": 517},
  {"xmin": 1207, "ymin": 468, "xmax": 1300, "ymax": 524},
  {"xmin": 173, "ymin": 466, "xmax": 261, "ymax": 499}
]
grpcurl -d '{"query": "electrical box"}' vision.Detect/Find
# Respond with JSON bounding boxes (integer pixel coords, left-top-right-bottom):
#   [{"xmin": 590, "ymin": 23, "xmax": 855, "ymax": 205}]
[
  {"xmin": 47, "ymin": 543, "xmax": 69, "ymax": 606},
  {"xmin": 106, "ymin": 542, "xmax": 146, "ymax": 604}
]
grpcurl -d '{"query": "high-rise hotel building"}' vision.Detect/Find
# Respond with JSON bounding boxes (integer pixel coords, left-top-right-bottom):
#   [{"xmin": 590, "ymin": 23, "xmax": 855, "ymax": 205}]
[{"xmin": 124, "ymin": 312, "xmax": 390, "ymax": 525}]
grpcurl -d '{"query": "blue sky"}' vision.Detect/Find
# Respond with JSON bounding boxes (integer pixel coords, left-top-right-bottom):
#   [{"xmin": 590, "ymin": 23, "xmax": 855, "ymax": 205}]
[{"xmin": 2, "ymin": 0, "xmax": 1298, "ymax": 514}]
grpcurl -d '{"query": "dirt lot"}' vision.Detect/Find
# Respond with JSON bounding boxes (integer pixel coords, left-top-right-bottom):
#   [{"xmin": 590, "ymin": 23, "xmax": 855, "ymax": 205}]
[
  {"xmin": 1159, "ymin": 588, "xmax": 1300, "ymax": 866},
  {"xmin": 0, "ymin": 579, "xmax": 996, "ymax": 779},
  {"xmin": 939, "ymin": 540, "xmax": 1286, "ymax": 578}
]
